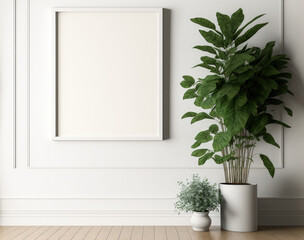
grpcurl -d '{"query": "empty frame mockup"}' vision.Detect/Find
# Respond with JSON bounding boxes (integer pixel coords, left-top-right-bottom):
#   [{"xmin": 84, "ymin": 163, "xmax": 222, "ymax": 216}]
[{"xmin": 53, "ymin": 8, "xmax": 163, "ymax": 140}]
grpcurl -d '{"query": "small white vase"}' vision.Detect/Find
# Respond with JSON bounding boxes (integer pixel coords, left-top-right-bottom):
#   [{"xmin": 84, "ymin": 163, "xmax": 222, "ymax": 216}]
[{"xmin": 190, "ymin": 211, "xmax": 211, "ymax": 231}]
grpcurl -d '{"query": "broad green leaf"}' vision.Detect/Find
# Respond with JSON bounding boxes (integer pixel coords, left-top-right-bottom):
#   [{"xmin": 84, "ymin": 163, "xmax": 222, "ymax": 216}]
[
  {"xmin": 231, "ymin": 8, "xmax": 244, "ymax": 33},
  {"xmin": 260, "ymin": 154, "xmax": 275, "ymax": 178},
  {"xmin": 199, "ymin": 30, "xmax": 224, "ymax": 48},
  {"xmin": 183, "ymin": 89, "xmax": 197, "ymax": 99},
  {"xmin": 263, "ymin": 133, "xmax": 280, "ymax": 148},
  {"xmin": 201, "ymin": 97, "xmax": 215, "ymax": 109},
  {"xmin": 284, "ymin": 107, "xmax": 293, "ymax": 117},
  {"xmin": 201, "ymin": 75, "xmax": 223, "ymax": 82},
  {"xmin": 214, "ymin": 84, "xmax": 240, "ymax": 100},
  {"xmin": 195, "ymin": 130, "xmax": 213, "ymax": 143},
  {"xmin": 224, "ymin": 53, "xmax": 255, "ymax": 76},
  {"xmin": 234, "ymin": 65, "xmax": 252, "ymax": 74},
  {"xmin": 209, "ymin": 124, "xmax": 219, "ymax": 134},
  {"xmin": 191, "ymin": 112, "xmax": 213, "ymax": 124},
  {"xmin": 234, "ymin": 14, "xmax": 266, "ymax": 39},
  {"xmin": 209, "ymin": 108, "xmax": 220, "ymax": 118},
  {"xmin": 235, "ymin": 23, "xmax": 268, "ymax": 47},
  {"xmin": 191, "ymin": 141, "xmax": 201, "ymax": 149},
  {"xmin": 213, "ymin": 154, "xmax": 232, "ymax": 164},
  {"xmin": 236, "ymin": 91, "xmax": 247, "ymax": 107},
  {"xmin": 194, "ymin": 45, "xmax": 216, "ymax": 54},
  {"xmin": 199, "ymin": 152, "xmax": 214, "ymax": 165},
  {"xmin": 251, "ymin": 114, "xmax": 269, "ymax": 135},
  {"xmin": 191, "ymin": 149, "xmax": 208, "ymax": 157},
  {"xmin": 223, "ymin": 102, "xmax": 250, "ymax": 135},
  {"xmin": 215, "ymin": 48, "xmax": 228, "ymax": 60},
  {"xmin": 180, "ymin": 75, "xmax": 195, "ymax": 88},
  {"xmin": 194, "ymin": 63, "xmax": 218, "ymax": 73},
  {"xmin": 181, "ymin": 112, "xmax": 197, "ymax": 119},
  {"xmin": 201, "ymin": 56, "xmax": 217, "ymax": 65},
  {"xmin": 191, "ymin": 17, "xmax": 216, "ymax": 30},
  {"xmin": 194, "ymin": 96, "xmax": 204, "ymax": 107},
  {"xmin": 212, "ymin": 131, "xmax": 232, "ymax": 151},
  {"xmin": 262, "ymin": 66, "xmax": 280, "ymax": 76},
  {"xmin": 197, "ymin": 81, "xmax": 217, "ymax": 98},
  {"xmin": 216, "ymin": 12, "xmax": 233, "ymax": 43}
]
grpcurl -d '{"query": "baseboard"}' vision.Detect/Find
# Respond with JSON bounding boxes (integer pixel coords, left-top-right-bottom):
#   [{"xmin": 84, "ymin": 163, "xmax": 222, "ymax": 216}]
[
  {"xmin": 0, "ymin": 210, "xmax": 220, "ymax": 226},
  {"xmin": 0, "ymin": 198, "xmax": 302, "ymax": 226}
]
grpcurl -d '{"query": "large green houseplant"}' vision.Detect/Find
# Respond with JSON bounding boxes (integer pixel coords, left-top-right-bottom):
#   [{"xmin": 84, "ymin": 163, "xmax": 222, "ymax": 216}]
[{"xmin": 181, "ymin": 8, "xmax": 293, "ymax": 184}]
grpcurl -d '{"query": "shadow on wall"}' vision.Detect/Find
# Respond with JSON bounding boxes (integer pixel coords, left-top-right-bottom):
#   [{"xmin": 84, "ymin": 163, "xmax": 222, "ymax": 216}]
[{"xmin": 163, "ymin": 9, "xmax": 171, "ymax": 140}]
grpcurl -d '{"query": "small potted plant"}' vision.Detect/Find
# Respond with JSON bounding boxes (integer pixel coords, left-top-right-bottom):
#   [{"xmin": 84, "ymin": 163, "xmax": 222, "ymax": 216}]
[
  {"xmin": 175, "ymin": 174, "xmax": 219, "ymax": 231},
  {"xmin": 181, "ymin": 8, "xmax": 293, "ymax": 232}
]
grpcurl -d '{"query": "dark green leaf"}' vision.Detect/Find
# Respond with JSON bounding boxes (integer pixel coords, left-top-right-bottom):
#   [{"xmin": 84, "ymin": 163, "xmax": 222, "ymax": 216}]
[
  {"xmin": 194, "ymin": 45, "xmax": 216, "ymax": 54},
  {"xmin": 260, "ymin": 154, "xmax": 275, "ymax": 178},
  {"xmin": 201, "ymin": 56, "xmax": 217, "ymax": 65},
  {"xmin": 270, "ymin": 119, "xmax": 291, "ymax": 128},
  {"xmin": 251, "ymin": 114, "xmax": 269, "ymax": 135},
  {"xmin": 192, "ymin": 149, "xmax": 208, "ymax": 157},
  {"xmin": 198, "ymin": 152, "xmax": 214, "ymax": 165},
  {"xmin": 195, "ymin": 130, "xmax": 213, "ymax": 143},
  {"xmin": 265, "ymin": 98, "xmax": 283, "ymax": 105},
  {"xmin": 191, "ymin": 112, "xmax": 214, "ymax": 124},
  {"xmin": 224, "ymin": 53, "xmax": 255, "ymax": 76},
  {"xmin": 235, "ymin": 23, "xmax": 268, "ymax": 47},
  {"xmin": 216, "ymin": 12, "xmax": 233, "ymax": 43},
  {"xmin": 234, "ymin": 14, "xmax": 266, "ymax": 39},
  {"xmin": 199, "ymin": 30, "xmax": 224, "ymax": 48},
  {"xmin": 284, "ymin": 107, "xmax": 293, "ymax": 117},
  {"xmin": 181, "ymin": 112, "xmax": 197, "ymax": 119},
  {"xmin": 191, "ymin": 141, "xmax": 201, "ymax": 149},
  {"xmin": 183, "ymin": 89, "xmax": 197, "ymax": 99},
  {"xmin": 223, "ymin": 102, "xmax": 250, "ymax": 135},
  {"xmin": 191, "ymin": 17, "xmax": 216, "ymax": 30},
  {"xmin": 263, "ymin": 133, "xmax": 280, "ymax": 148},
  {"xmin": 212, "ymin": 131, "xmax": 232, "ymax": 151},
  {"xmin": 209, "ymin": 124, "xmax": 219, "ymax": 134},
  {"xmin": 231, "ymin": 8, "xmax": 244, "ymax": 33},
  {"xmin": 236, "ymin": 91, "xmax": 247, "ymax": 107},
  {"xmin": 213, "ymin": 154, "xmax": 232, "ymax": 164},
  {"xmin": 201, "ymin": 97, "xmax": 215, "ymax": 109},
  {"xmin": 181, "ymin": 75, "xmax": 195, "ymax": 88},
  {"xmin": 262, "ymin": 66, "xmax": 280, "ymax": 76}
]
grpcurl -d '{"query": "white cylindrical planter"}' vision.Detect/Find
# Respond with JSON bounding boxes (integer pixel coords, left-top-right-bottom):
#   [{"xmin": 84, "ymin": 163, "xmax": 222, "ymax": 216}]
[
  {"xmin": 190, "ymin": 211, "xmax": 211, "ymax": 231},
  {"xmin": 220, "ymin": 183, "xmax": 257, "ymax": 232}
]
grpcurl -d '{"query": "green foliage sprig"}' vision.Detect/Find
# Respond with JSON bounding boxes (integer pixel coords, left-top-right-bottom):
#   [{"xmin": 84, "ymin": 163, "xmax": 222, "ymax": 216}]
[
  {"xmin": 175, "ymin": 174, "xmax": 219, "ymax": 213},
  {"xmin": 181, "ymin": 9, "xmax": 293, "ymax": 183}
]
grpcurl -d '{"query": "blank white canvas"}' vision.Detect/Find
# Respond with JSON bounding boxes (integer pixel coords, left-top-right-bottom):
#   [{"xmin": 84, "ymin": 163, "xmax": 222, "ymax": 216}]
[{"xmin": 55, "ymin": 10, "xmax": 162, "ymax": 140}]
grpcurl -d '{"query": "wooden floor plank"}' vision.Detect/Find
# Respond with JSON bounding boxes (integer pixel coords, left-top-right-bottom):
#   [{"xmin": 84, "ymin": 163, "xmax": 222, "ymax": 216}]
[
  {"xmin": 264, "ymin": 227, "xmax": 302, "ymax": 240},
  {"xmin": 242, "ymin": 228, "xmax": 279, "ymax": 240},
  {"xmin": 48, "ymin": 226, "xmax": 71, "ymax": 240},
  {"xmin": 142, "ymin": 226, "xmax": 154, "ymax": 240},
  {"xmin": 118, "ymin": 226, "xmax": 133, "ymax": 240},
  {"xmin": 187, "ymin": 226, "xmax": 221, "ymax": 240},
  {"xmin": 36, "ymin": 226, "xmax": 61, "ymax": 240},
  {"xmin": 107, "ymin": 226, "xmax": 123, "ymax": 240},
  {"xmin": 0, "ymin": 226, "xmax": 31, "ymax": 240},
  {"xmin": 176, "ymin": 226, "xmax": 191, "ymax": 240},
  {"xmin": 12, "ymin": 227, "xmax": 41, "ymax": 240},
  {"xmin": 84, "ymin": 226, "xmax": 103, "ymax": 240},
  {"xmin": 165, "ymin": 226, "xmax": 179, "ymax": 240},
  {"xmin": 96, "ymin": 226, "xmax": 112, "ymax": 240},
  {"xmin": 130, "ymin": 226, "xmax": 143, "ymax": 240},
  {"xmin": 286, "ymin": 227, "xmax": 304, "ymax": 240},
  {"xmin": 155, "ymin": 226, "xmax": 167, "ymax": 240},
  {"xmin": 24, "ymin": 227, "xmax": 51, "ymax": 240},
  {"xmin": 71, "ymin": 226, "xmax": 92, "ymax": 240},
  {"xmin": 59, "ymin": 226, "xmax": 81, "ymax": 239},
  {"xmin": 0, "ymin": 227, "xmax": 22, "ymax": 238}
]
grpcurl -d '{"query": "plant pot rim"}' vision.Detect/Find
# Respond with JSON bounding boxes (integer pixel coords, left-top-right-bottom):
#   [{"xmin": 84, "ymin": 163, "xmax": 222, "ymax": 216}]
[
  {"xmin": 193, "ymin": 211, "xmax": 209, "ymax": 214},
  {"xmin": 219, "ymin": 183, "xmax": 257, "ymax": 186}
]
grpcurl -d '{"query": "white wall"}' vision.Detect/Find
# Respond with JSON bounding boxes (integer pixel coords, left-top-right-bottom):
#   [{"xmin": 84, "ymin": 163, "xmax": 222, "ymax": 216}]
[{"xmin": 0, "ymin": 0, "xmax": 303, "ymax": 225}]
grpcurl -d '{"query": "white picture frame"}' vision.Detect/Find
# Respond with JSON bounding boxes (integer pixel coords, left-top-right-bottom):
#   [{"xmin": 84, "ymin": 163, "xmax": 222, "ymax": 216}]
[{"xmin": 52, "ymin": 8, "xmax": 163, "ymax": 141}]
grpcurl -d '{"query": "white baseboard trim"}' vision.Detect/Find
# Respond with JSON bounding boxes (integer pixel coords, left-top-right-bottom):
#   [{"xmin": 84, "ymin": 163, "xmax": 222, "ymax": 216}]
[
  {"xmin": 0, "ymin": 198, "xmax": 303, "ymax": 226},
  {"xmin": 0, "ymin": 210, "xmax": 220, "ymax": 226}
]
